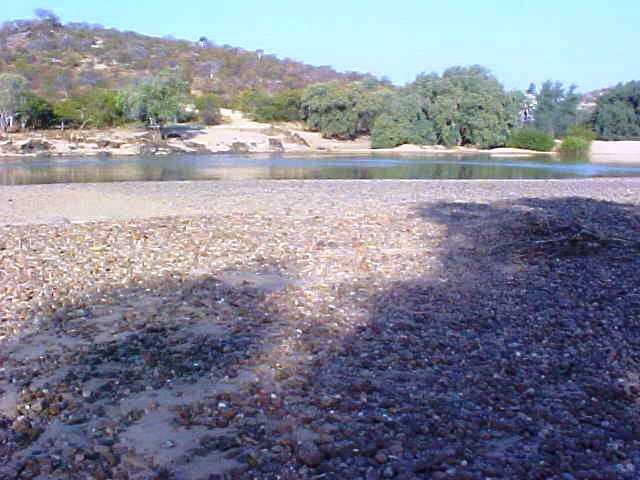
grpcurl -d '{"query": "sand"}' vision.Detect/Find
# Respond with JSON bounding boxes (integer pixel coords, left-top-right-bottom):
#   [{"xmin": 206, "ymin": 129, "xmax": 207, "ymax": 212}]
[
  {"xmin": 1, "ymin": 179, "xmax": 639, "ymax": 478},
  {"xmin": 0, "ymin": 110, "xmax": 564, "ymax": 160},
  {"xmin": 590, "ymin": 140, "xmax": 640, "ymax": 163}
]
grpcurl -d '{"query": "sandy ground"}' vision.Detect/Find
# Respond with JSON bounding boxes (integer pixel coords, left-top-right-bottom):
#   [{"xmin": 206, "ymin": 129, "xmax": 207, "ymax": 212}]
[
  {"xmin": 590, "ymin": 141, "xmax": 640, "ymax": 163},
  {"xmin": 1, "ymin": 178, "xmax": 639, "ymax": 226},
  {"xmin": 0, "ymin": 110, "xmax": 567, "ymax": 159},
  {"xmin": 1, "ymin": 179, "xmax": 640, "ymax": 478}
]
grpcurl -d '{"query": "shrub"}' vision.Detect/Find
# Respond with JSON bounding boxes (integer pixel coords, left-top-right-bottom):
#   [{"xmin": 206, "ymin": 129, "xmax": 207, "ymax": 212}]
[
  {"xmin": 301, "ymin": 81, "xmax": 387, "ymax": 139},
  {"xmin": 533, "ymin": 80, "xmax": 581, "ymax": 137},
  {"xmin": 231, "ymin": 88, "xmax": 302, "ymax": 122},
  {"xmin": 265, "ymin": 89, "xmax": 303, "ymax": 122},
  {"xmin": 119, "ymin": 70, "xmax": 190, "ymax": 125},
  {"xmin": 592, "ymin": 81, "xmax": 640, "ymax": 140},
  {"xmin": 81, "ymin": 89, "xmax": 125, "ymax": 127},
  {"xmin": 371, "ymin": 113, "xmax": 409, "ymax": 148},
  {"xmin": 195, "ymin": 93, "xmax": 222, "ymax": 125},
  {"xmin": 53, "ymin": 98, "xmax": 84, "ymax": 128},
  {"xmin": 559, "ymin": 136, "xmax": 591, "ymax": 157},
  {"xmin": 21, "ymin": 93, "xmax": 55, "ymax": 129},
  {"xmin": 371, "ymin": 95, "xmax": 436, "ymax": 148},
  {"xmin": 507, "ymin": 128, "xmax": 555, "ymax": 151},
  {"xmin": 566, "ymin": 124, "xmax": 596, "ymax": 141},
  {"xmin": 408, "ymin": 66, "xmax": 523, "ymax": 147}
]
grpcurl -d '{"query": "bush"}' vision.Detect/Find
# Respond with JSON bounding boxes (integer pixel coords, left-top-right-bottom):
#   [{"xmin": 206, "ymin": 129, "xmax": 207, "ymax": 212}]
[
  {"xmin": 53, "ymin": 98, "xmax": 84, "ymax": 128},
  {"xmin": 559, "ymin": 136, "xmax": 591, "ymax": 157},
  {"xmin": 592, "ymin": 81, "xmax": 640, "ymax": 140},
  {"xmin": 408, "ymin": 66, "xmax": 523, "ymax": 147},
  {"xmin": 21, "ymin": 93, "xmax": 55, "ymax": 129},
  {"xmin": 371, "ymin": 95, "xmax": 436, "ymax": 148},
  {"xmin": 301, "ymin": 81, "xmax": 387, "ymax": 139},
  {"xmin": 82, "ymin": 89, "xmax": 125, "ymax": 127},
  {"xmin": 233, "ymin": 88, "xmax": 303, "ymax": 123},
  {"xmin": 507, "ymin": 128, "xmax": 555, "ymax": 151},
  {"xmin": 195, "ymin": 93, "xmax": 222, "ymax": 125},
  {"xmin": 371, "ymin": 113, "xmax": 409, "ymax": 148},
  {"xmin": 533, "ymin": 80, "xmax": 581, "ymax": 137},
  {"xmin": 566, "ymin": 124, "xmax": 596, "ymax": 141},
  {"xmin": 266, "ymin": 89, "xmax": 303, "ymax": 122}
]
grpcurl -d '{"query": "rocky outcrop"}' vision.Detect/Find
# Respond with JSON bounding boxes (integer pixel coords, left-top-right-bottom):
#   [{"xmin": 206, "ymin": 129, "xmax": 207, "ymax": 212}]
[
  {"xmin": 19, "ymin": 139, "xmax": 53, "ymax": 153},
  {"xmin": 268, "ymin": 138, "xmax": 285, "ymax": 152},
  {"xmin": 230, "ymin": 142, "xmax": 250, "ymax": 154}
]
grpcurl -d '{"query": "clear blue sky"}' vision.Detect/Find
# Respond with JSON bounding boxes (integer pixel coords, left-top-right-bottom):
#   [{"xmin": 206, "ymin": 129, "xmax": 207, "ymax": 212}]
[{"xmin": 2, "ymin": 1, "xmax": 639, "ymax": 92}]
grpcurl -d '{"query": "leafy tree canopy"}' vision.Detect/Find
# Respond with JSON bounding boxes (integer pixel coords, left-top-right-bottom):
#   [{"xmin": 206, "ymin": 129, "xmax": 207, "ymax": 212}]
[
  {"xmin": 533, "ymin": 80, "xmax": 581, "ymax": 138},
  {"xmin": 0, "ymin": 73, "xmax": 30, "ymax": 130},
  {"xmin": 195, "ymin": 93, "xmax": 222, "ymax": 125},
  {"xmin": 120, "ymin": 70, "xmax": 191, "ymax": 125},
  {"xmin": 21, "ymin": 93, "xmax": 55, "ymax": 129},
  {"xmin": 301, "ymin": 82, "xmax": 389, "ymax": 139},
  {"xmin": 371, "ymin": 94, "xmax": 436, "ymax": 148},
  {"xmin": 592, "ymin": 81, "xmax": 640, "ymax": 140},
  {"xmin": 407, "ymin": 65, "xmax": 523, "ymax": 148}
]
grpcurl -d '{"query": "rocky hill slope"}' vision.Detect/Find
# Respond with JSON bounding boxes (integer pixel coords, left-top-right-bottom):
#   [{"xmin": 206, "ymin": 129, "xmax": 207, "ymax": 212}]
[{"xmin": 0, "ymin": 15, "xmax": 377, "ymax": 102}]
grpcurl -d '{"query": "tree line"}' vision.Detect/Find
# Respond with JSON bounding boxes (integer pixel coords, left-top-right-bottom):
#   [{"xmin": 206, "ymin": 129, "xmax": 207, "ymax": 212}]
[
  {"xmin": 2, "ymin": 63, "xmax": 640, "ymax": 153},
  {"xmin": 0, "ymin": 70, "xmax": 221, "ymax": 131},
  {"xmin": 231, "ymin": 68, "xmax": 640, "ymax": 151}
]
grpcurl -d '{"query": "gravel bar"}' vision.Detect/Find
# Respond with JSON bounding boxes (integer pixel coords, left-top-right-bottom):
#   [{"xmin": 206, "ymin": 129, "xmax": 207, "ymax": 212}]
[{"xmin": 1, "ymin": 179, "xmax": 639, "ymax": 479}]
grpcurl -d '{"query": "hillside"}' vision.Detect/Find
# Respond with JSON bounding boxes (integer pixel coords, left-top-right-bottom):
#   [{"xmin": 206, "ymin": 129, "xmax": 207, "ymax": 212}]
[{"xmin": 0, "ymin": 15, "xmax": 376, "ymax": 102}]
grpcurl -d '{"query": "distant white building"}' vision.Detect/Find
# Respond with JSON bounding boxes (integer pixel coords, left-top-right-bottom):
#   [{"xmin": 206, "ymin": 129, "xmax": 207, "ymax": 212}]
[{"xmin": 520, "ymin": 91, "xmax": 537, "ymax": 124}]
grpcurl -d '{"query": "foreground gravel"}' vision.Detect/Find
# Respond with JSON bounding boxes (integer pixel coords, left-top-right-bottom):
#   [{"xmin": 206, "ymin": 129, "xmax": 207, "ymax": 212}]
[{"xmin": 1, "ymin": 179, "xmax": 639, "ymax": 479}]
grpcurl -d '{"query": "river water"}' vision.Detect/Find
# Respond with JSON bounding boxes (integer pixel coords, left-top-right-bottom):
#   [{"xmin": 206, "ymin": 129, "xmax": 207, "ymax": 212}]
[{"xmin": 2, "ymin": 154, "xmax": 640, "ymax": 185}]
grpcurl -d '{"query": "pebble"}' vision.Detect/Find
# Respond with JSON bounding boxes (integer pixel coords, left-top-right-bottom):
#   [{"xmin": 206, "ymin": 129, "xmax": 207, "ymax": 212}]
[
  {"xmin": 296, "ymin": 442, "xmax": 324, "ymax": 467},
  {"xmin": 1, "ymin": 182, "xmax": 640, "ymax": 479}
]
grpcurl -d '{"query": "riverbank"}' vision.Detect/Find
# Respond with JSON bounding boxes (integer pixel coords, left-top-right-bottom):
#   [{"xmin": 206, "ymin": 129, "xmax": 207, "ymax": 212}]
[
  {"xmin": 1, "ymin": 179, "xmax": 639, "ymax": 478},
  {"xmin": 590, "ymin": 140, "xmax": 640, "ymax": 163},
  {"xmin": 0, "ymin": 109, "xmax": 556, "ymax": 160},
  {"xmin": 3, "ymin": 111, "xmax": 640, "ymax": 164}
]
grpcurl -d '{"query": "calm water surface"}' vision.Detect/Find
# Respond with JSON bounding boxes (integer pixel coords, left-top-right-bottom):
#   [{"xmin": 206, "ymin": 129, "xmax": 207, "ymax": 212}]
[{"xmin": 2, "ymin": 154, "xmax": 640, "ymax": 185}]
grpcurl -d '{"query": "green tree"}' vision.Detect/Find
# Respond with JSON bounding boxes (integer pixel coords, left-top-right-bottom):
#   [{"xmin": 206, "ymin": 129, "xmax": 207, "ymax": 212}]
[
  {"xmin": 195, "ymin": 93, "xmax": 222, "ymax": 125},
  {"xmin": 408, "ymin": 66, "xmax": 523, "ymax": 148},
  {"xmin": 507, "ymin": 128, "xmax": 555, "ymax": 151},
  {"xmin": 533, "ymin": 80, "xmax": 581, "ymax": 137},
  {"xmin": 51, "ymin": 90, "xmax": 124, "ymax": 129},
  {"xmin": 592, "ymin": 81, "xmax": 640, "ymax": 140},
  {"xmin": 232, "ymin": 89, "xmax": 270, "ymax": 115},
  {"xmin": 301, "ymin": 82, "xmax": 387, "ymax": 139},
  {"xmin": 232, "ymin": 88, "xmax": 302, "ymax": 122},
  {"xmin": 371, "ymin": 94, "xmax": 436, "ymax": 148},
  {"xmin": 269, "ymin": 89, "xmax": 303, "ymax": 121},
  {"xmin": 20, "ymin": 93, "xmax": 55, "ymax": 129},
  {"xmin": 72, "ymin": 89, "xmax": 125, "ymax": 128},
  {"xmin": 120, "ymin": 70, "xmax": 191, "ymax": 125},
  {"xmin": 0, "ymin": 73, "xmax": 30, "ymax": 131},
  {"xmin": 53, "ymin": 98, "xmax": 84, "ymax": 129}
]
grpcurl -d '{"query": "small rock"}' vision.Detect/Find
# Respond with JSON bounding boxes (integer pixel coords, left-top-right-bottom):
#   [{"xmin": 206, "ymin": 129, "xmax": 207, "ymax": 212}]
[
  {"xmin": 12, "ymin": 417, "xmax": 31, "ymax": 434},
  {"xmin": 375, "ymin": 451, "xmax": 388, "ymax": 464},
  {"xmin": 382, "ymin": 465, "xmax": 395, "ymax": 478},
  {"xmin": 296, "ymin": 441, "xmax": 324, "ymax": 467}
]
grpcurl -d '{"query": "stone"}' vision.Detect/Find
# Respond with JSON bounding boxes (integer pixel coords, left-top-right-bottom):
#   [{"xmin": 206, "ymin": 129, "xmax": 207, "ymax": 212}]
[
  {"xmin": 296, "ymin": 441, "xmax": 324, "ymax": 467},
  {"xmin": 375, "ymin": 451, "xmax": 388, "ymax": 464}
]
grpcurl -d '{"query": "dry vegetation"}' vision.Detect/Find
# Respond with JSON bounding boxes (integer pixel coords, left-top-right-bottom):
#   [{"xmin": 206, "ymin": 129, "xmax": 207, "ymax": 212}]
[{"xmin": 0, "ymin": 17, "xmax": 373, "ymax": 103}]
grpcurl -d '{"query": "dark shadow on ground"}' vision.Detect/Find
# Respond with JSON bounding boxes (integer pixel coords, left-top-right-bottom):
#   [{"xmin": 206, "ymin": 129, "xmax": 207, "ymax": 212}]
[
  {"xmin": 274, "ymin": 197, "xmax": 640, "ymax": 479},
  {"xmin": 159, "ymin": 124, "xmax": 208, "ymax": 141},
  {"xmin": 0, "ymin": 270, "xmax": 293, "ymax": 479},
  {"xmin": 2, "ymin": 197, "xmax": 640, "ymax": 479}
]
